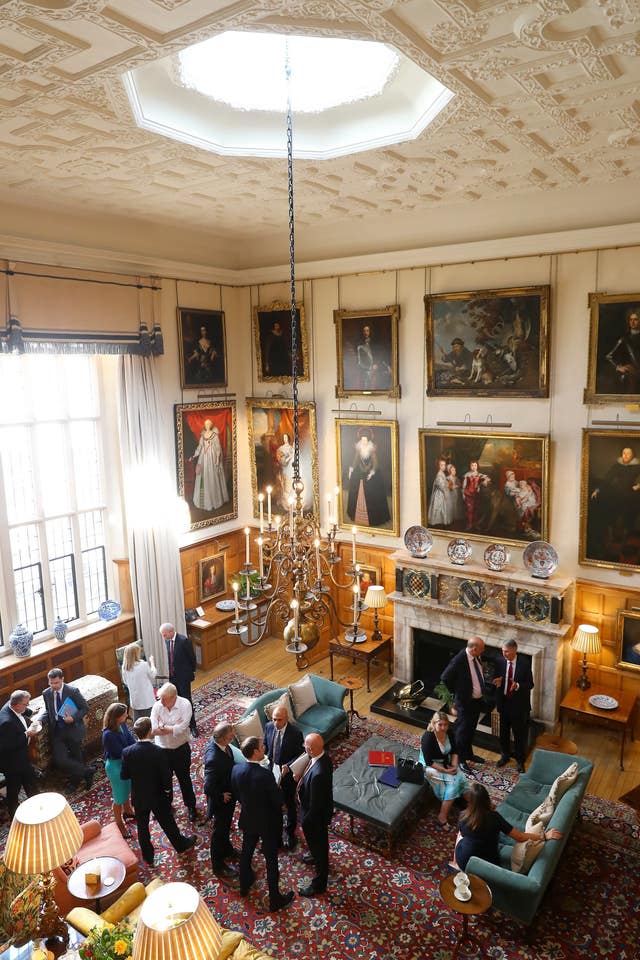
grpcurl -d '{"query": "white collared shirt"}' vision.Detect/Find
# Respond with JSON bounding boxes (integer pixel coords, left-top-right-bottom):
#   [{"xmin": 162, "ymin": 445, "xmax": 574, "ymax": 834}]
[
  {"xmin": 10, "ymin": 706, "xmax": 28, "ymax": 733},
  {"xmin": 151, "ymin": 696, "xmax": 192, "ymax": 749},
  {"xmin": 466, "ymin": 651, "xmax": 484, "ymax": 699}
]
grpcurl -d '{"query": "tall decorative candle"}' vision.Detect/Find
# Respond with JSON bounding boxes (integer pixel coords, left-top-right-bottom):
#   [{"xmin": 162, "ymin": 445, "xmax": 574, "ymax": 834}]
[
  {"xmin": 315, "ymin": 538, "xmax": 321, "ymax": 579},
  {"xmin": 351, "ymin": 526, "xmax": 357, "ymax": 565},
  {"xmin": 353, "ymin": 584, "xmax": 359, "ymax": 617},
  {"xmin": 292, "ymin": 598, "xmax": 299, "ymax": 637},
  {"xmin": 258, "ymin": 493, "xmax": 264, "ymax": 533},
  {"xmin": 244, "ymin": 527, "xmax": 250, "ymax": 564},
  {"xmin": 326, "ymin": 492, "xmax": 333, "ymax": 528},
  {"xmin": 257, "ymin": 537, "xmax": 264, "ymax": 578},
  {"xmin": 266, "ymin": 486, "xmax": 272, "ymax": 525},
  {"xmin": 232, "ymin": 581, "xmax": 239, "ymax": 619},
  {"xmin": 334, "ymin": 485, "xmax": 340, "ymax": 524}
]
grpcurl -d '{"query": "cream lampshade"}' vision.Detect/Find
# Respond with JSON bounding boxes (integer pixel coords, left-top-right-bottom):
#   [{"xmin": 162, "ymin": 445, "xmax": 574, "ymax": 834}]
[
  {"xmin": 364, "ymin": 585, "xmax": 387, "ymax": 642},
  {"xmin": 132, "ymin": 882, "xmax": 222, "ymax": 960},
  {"xmin": 4, "ymin": 792, "xmax": 83, "ymax": 942},
  {"xmin": 571, "ymin": 624, "xmax": 602, "ymax": 690}
]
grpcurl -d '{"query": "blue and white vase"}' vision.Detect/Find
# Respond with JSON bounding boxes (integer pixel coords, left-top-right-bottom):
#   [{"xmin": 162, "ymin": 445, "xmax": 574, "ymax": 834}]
[
  {"xmin": 53, "ymin": 616, "xmax": 68, "ymax": 643},
  {"xmin": 9, "ymin": 623, "xmax": 33, "ymax": 658}
]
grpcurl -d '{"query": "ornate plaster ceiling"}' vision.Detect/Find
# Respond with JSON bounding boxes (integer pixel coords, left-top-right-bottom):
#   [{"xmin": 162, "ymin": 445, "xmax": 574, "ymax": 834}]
[{"xmin": 1, "ymin": 1, "xmax": 639, "ymax": 270}]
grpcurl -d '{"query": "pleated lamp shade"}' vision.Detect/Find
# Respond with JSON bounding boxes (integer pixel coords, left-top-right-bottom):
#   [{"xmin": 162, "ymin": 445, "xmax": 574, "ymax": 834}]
[
  {"xmin": 571, "ymin": 624, "xmax": 602, "ymax": 654},
  {"xmin": 364, "ymin": 585, "xmax": 387, "ymax": 609},
  {"xmin": 132, "ymin": 882, "xmax": 222, "ymax": 960},
  {"xmin": 3, "ymin": 792, "xmax": 83, "ymax": 874}
]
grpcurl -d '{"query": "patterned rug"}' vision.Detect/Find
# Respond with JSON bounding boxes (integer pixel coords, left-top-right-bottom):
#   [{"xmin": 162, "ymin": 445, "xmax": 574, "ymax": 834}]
[{"xmin": 5, "ymin": 670, "xmax": 639, "ymax": 960}]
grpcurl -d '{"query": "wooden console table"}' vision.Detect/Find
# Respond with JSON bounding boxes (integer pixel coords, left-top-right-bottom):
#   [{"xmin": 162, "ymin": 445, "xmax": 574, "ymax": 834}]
[
  {"xmin": 329, "ymin": 635, "xmax": 392, "ymax": 692},
  {"xmin": 559, "ymin": 685, "xmax": 637, "ymax": 771}
]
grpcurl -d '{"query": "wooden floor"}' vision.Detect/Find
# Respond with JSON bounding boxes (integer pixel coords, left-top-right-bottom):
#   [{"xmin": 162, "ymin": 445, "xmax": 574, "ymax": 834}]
[{"xmin": 195, "ymin": 636, "xmax": 640, "ymax": 806}]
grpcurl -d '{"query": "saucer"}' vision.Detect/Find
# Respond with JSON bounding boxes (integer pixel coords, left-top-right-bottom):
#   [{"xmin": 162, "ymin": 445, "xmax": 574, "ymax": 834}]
[{"xmin": 454, "ymin": 887, "xmax": 472, "ymax": 901}]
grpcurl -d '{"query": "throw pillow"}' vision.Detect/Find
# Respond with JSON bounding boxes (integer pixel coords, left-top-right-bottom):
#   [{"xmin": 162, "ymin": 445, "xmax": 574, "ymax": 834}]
[
  {"xmin": 511, "ymin": 822, "xmax": 545, "ymax": 874},
  {"xmin": 234, "ymin": 709, "xmax": 263, "ymax": 744},
  {"xmin": 526, "ymin": 795, "xmax": 555, "ymax": 830},
  {"xmin": 548, "ymin": 761, "xmax": 579, "ymax": 804},
  {"xmin": 264, "ymin": 690, "xmax": 294, "ymax": 722},
  {"xmin": 288, "ymin": 674, "xmax": 318, "ymax": 718}
]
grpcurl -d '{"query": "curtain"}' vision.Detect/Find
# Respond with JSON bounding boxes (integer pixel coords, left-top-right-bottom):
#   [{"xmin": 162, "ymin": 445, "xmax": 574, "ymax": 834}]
[{"xmin": 117, "ymin": 354, "xmax": 185, "ymax": 673}]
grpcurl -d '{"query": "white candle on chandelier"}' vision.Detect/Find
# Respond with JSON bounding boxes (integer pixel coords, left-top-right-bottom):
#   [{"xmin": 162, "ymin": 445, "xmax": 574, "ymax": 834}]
[
  {"xmin": 266, "ymin": 486, "xmax": 272, "ymax": 525},
  {"xmin": 257, "ymin": 537, "xmax": 264, "ymax": 579},
  {"xmin": 326, "ymin": 491, "xmax": 333, "ymax": 528},
  {"xmin": 232, "ymin": 581, "xmax": 240, "ymax": 619},
  {"xmin": 244, "ymin": 526, "xmax": 250, "ymax": 564},
  {"xmin": 334, "ymin": 485, "xmax": 340, "ymax": 525},
  {"xmin": 351, "ymin": 525, "xmax": 357, "ymax": 565},
  {"xmin": 291, "ymin": 598, "xmax": 299, "ymax": 637},
  {"xmin": 258, "ymin": 493, "xmax": 264, "ymax": 533},
  {"xmin": 314, "ymin": 538, "xmax": 321, "ymax": 579},
  {"xmin": 353, "ymin": 583, "xmax": 359, "ymax": 617},
  {"xmin": 246, "ymin": 574, "xmax": 251, "ymax": 602}
]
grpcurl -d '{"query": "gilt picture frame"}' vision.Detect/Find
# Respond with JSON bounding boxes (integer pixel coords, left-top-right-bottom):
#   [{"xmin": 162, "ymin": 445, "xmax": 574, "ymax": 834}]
[
  {"xmin": 584, "ymin": 292, "xmax": 640, "ymax": 404},
  {"xmin": 579, "ymin": 428, "xmax": 640, "ymax": 572},
  {"xmin": 424, "ymin": 285, "xmax": 550, "ymax": 398},
  {"xmin": 253, "ymin": 301, "xmax": 309, "ymax": 383},
  {"xmin": 336, "ymin": 418, "xmax": 400, "ymax": 537},
  {"xmin": 334, "ymin": 305, "xmax": 400, "ymax": 398},
  {"xmin": 616, "ymin": 608, "xmax": 640, "ymax": 674},
  {"xmin": 198, "ymin": 552, "xmax": 227, "ymax": 602},
  {"xmin": 175, "ymin": 400, "xmax": 238, "ymax": 531},
  {"xmin": 177, "ymin": 307, "xmax": 227, "ymax": 389},
  {"xmin": 419, "ymin": 429, "xmax": 549, "ymax": 546},
  {"xmin": 246, "ymin": 397, "xmax": 319, "ymax": 520},
  {"xmin": 357, "ymin": 563, "xmax": 383, "ymax": 600}
]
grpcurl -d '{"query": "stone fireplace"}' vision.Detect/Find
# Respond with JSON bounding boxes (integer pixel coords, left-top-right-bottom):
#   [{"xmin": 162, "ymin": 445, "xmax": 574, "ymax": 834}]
[{"xmin": 389, "ymin": 550, "xmax": 575, "ymax": 730}]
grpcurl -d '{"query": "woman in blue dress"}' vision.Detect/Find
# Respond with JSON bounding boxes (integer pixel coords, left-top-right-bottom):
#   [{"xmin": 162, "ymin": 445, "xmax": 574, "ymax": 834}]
[
  {"xmin": 102, "ymin": 702, "xmax": 135, "ymax": 838},
  {"xmin": 420, "ymin": 711, "xmax": 471, "ymax": 829}
]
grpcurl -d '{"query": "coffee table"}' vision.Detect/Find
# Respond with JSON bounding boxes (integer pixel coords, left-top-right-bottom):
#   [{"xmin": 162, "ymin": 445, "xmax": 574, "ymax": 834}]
[
  {"xmin": 439, "ymin": 873, "xmax": 492, "ymax": 959},
  {"xmin": 332, "ymin": 734, "xmax": 427, "ymax": 855},
  {"xmin": 67, "ymin": 855, "xmax": 126, "ymax": 913}
]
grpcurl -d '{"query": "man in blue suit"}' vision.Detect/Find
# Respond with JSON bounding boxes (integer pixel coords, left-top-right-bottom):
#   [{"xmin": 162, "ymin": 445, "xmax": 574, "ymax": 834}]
[
  {"xmin": 203, "ymin": 721, "xmax": 238, "ymax": 879},
  {"xmin": 264, "ymin": 704, "xmax": 304, "ymax": 850},
  {"xmin": 440, "ymin": 636, "xmax": 487, "ymax": 774},
  {"xmin": 231, "ymin": 736, "xmax": 294, "ymax": 912},
  {"xmin": 40, "ymin": 668, "xmax": 95, "ymax": 791},
  {"xmin": 296, "ymin": 733, "xmax": 333, "ymax": 897},
  {"xmin": 492, "ymin": 639, "xmax": 534, "ymax": 773}
]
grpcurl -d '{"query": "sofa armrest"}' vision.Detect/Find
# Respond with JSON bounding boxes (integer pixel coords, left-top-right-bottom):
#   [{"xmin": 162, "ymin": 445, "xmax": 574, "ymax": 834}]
[
  {"xmin": 465, "ymin": 857, "xmax": 542, "ymax": 924},
  {"xmin": 526, "ymin": 749, "xmax": 593, "ymax": 785},
  {"xmin": 100, "ymin": 882, "xmax": 146, "ymax": 924},
  {"xmin": 81, "ymin": 820, "xmax": 102, "ymax": 842},
  {"xmin": 309, "ymin": 675, "xmax": 347, "ymax": 711}
]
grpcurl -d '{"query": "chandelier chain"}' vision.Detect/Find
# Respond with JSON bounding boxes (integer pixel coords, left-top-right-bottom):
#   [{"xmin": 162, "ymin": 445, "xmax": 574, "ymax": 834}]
[{"xmin": 285, "ymin": 43, "xmax": 300, "ymax": 483}]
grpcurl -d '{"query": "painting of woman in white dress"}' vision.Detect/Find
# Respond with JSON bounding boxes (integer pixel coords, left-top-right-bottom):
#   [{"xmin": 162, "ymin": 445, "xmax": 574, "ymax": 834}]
[
  {"xmin": 275, "ymin": 433, "xmax": 294, "ymax": 509},
  {"xmin": 175, "ymin": 401, "xmax": 237, "ymax": 530}
]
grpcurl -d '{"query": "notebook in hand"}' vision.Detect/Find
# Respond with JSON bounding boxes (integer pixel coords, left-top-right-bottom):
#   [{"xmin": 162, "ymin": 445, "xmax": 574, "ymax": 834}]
[
  {"xmin": 378, "ymin": 766, "xmax": 400, "ymax": 788},
  {"xmin": 368, "ymin": 749, "xmax": 395, "ymax": 767}
]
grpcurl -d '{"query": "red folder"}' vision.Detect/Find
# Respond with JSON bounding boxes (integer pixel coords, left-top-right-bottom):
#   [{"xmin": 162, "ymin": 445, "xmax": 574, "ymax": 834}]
[{"xmin": 368, "ymin": 749, "xmax": 395, "ymax": 767}]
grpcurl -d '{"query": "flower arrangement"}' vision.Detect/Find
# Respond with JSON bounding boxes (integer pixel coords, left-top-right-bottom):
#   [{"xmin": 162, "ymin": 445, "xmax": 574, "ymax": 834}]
[{"xmin": 79, "ymin": 921, "xmax": 134, "ymax": 960}]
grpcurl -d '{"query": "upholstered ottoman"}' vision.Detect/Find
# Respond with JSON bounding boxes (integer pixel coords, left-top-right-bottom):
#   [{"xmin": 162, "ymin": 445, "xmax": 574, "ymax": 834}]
[{"xmin": 29, "ymin": 674, "xmax": 118, "ymax": 769}]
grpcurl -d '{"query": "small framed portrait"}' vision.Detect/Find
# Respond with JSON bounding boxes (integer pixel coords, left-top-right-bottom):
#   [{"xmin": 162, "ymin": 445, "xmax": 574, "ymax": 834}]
[
  {"xmin": 584, "ymin": 293, "xmax": 640, "ymax": 404},
  {"xmin": 357, "ymin": 563, "xmax": 383, "ymax": 600},
  {"xmin": 246, "ymin": 397, "xmax": 319, "ymax": 519},
  {"xmin": 336, "ymin": 419, "xmax": 400, "ymax": 537},
  {"xmin": 253, "ymin": 301, "xmax": 309, "ymax": 383},
  {"xmin": 424, "ymin": 285, "xmax": 550, "ymax": 398},
  {"xmin": 334, "ymin": 305, "xmax": 400, "ymax": 398},
  {"xmin": 616, "ymin": 608, "xmax": 640, "ymax": 673},
  {"xmin": 175, "ymin": 401, "xmax": 237, "ymax": 531},
  {"xmin": 579, "ymin": 428, "xmax": 640, "ymax": 572},
  {"xmin": 198, "ymin": 552, "xmax": 226, "ymax": 602},
  {"xmin": 177, "ymin": 307, "xmax": 227, "ymax": 389},
  {"xmin": 419, "ymin": 429, "xmax": 549, "ymax": 546}
]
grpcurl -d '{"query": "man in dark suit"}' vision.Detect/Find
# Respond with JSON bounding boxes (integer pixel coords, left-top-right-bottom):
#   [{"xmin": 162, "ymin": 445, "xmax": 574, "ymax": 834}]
[
  {"xmin": 160, "ymin": 622, "xmax": 198, "ymax": 736},
  {"xmin": 264, "ymin": 703, "xmax": 304, "ymax": 850},
  {"xmin": 203, "ymin": 721, "xmax": 238, "ymax": 879},
  {"xmin": 440, "ymin": 636, "xmax": 487, "ymax": 774},
  {"xmin": 231, "ymin": 736, "xmax": 294, "ymax": 913},
  {"xmin": 296, "ymin": 733, "xmax": 333, "ymax": 897},
  {"xmin": 0, "ymin": 690, "xmax": 40, "ymax": 816},
  {"xmin": 40, "ymin": 668, "xmax": 95, "ymax": 791},
  {"xmin": 492, "ymin": 639, "xmax": 534, "ymax": 773},
  {"xmin": 120, "ymin": 717, "xmax": 197, "ymax": 867}
]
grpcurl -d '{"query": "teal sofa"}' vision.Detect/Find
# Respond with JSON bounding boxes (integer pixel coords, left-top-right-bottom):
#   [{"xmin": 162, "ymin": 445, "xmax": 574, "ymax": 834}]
[
  {"xmin": 237, "ymin": 674, "xmax": 348, "ymax": 743},
  {"xmin": 465, "ymin": 748, "xmax": 594, "ymax": 925}
]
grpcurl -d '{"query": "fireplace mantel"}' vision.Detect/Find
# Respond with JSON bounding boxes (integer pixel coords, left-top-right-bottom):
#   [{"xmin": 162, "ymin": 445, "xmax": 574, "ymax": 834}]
[{"xmin": 389, "ymin": 550, "xmax": 575, "ymax": 729}]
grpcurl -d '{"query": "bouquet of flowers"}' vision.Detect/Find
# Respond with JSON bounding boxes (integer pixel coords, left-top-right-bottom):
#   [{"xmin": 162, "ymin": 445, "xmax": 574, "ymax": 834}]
[{"xmin": 79, "ymin": 921, "xmax": 134, "ymax": 960}]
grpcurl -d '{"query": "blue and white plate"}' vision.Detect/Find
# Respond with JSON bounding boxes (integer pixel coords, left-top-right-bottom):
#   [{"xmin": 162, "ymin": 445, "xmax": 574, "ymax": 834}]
[
  {"xmin": 523, "ymin": 541, "xmax": 558, "ymax": 579},
  {"xmin": 98, "ymin": 599, "xmax": 121, "ymax": 621},
  {"xmin": 216, "ymin": 599, "xmax": 236, "ymax": 612},
  {"xmin": 447, "ymin": 537, "xmax": 472, "ymax": 565},
  {"xmin": 484, "ymin": 543, "xmax": 510, "ymax": 572},
  {"xmin": 589, "ymin": 694, "xmax": 618, "ymax": 711},
  {"xmin": 404, "ymin": 525, "xmax": 433, "ymax": 558}
]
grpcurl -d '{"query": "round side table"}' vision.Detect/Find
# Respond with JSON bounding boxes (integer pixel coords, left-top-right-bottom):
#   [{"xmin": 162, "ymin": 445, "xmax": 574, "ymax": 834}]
[
  {"xmin": 439, "ymin": 873, "xmax": 492, "ymax": 959},
  {"xmin": 67, "ymin": 855, "xmax": 126, "ymax": 914},
  {"xmin": 341, "ymin": 676, "xmax": 364, "ymax": 734}
]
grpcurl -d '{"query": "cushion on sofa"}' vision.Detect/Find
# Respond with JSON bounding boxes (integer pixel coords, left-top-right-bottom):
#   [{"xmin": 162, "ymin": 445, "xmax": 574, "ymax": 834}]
[
  {"xmin": 288, "ymin": 675, "xmax": 318, "ymax": 717},
  {"xmin": 100, "ymin": 882, "xmax": 146, "ymax": 924},
  {"xmin": 548, "ymin": 761, "xmax": 579, "ymax": 803},
  {"xmin": 526, "ymin": 795, "xmax": 555, "ymax": 829},
  {"xmin": 126, "ymin": 878, "xmax": 164, "ymax": 926},
  {"xmin": 66, "ymin": 907, "xmax": 112, "ymax": 936},
  {"xmin": 510, "ymin": 822, "xmax": 545, "ymax": 874},
  {"xmin": 295, "ymin": 703, "xmax": 345, "ymax": 736},
  {"xmin": 264, "ymin": 690, "xmax": 294, "ymax": 722},
  {"xmin": 234, "ymin": 709, "xmax": 263, "ymax": 743},
  {"xmin": 218, "ymin": 928, "xmax": 245, "ymax": 960}
]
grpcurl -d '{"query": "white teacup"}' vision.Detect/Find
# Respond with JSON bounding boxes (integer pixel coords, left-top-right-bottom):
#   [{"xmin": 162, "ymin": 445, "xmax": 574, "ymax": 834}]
[
  {"xmin": 453, "ymin": 871, "xmax": 469, "ymax": 888},
  {"xmin": 456, "ymin": 884, "xmax": 471, "ymax": 900}
]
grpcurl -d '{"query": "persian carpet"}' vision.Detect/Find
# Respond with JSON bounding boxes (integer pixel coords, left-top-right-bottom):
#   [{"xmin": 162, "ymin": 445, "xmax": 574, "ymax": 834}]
[{"xmin": 4, "ymin": 670, "xmax": 639, "ymax": 960}]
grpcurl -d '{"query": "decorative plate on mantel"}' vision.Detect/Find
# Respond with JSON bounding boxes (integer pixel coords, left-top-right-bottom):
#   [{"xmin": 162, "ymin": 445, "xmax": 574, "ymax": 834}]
[
  {"xmin": 522, "ymin": 540, "xmax": 558, "ymax": 579},
  {"xmin": 404, "ymin": 525, "xmax": 433, "ymax": 558},
  {"xmin": 447, "ymin": 537, "xmax": 472, "ymax": 566}
]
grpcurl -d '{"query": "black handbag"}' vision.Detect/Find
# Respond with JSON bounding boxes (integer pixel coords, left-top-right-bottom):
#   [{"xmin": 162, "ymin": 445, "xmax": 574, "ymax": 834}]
[{"xmin": 396, "ymin": 756, "xmax": 424, "ymax": 785}]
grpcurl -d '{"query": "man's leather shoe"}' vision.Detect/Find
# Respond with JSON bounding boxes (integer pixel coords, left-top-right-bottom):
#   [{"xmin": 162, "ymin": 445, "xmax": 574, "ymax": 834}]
[
  {"xmin": 470, "ymin": 754, "xmax": 485, "ymax": 764},
  {"xmin": 178, "ymin": 835, "xmax": 197, "ymax": 853},
  {"xmin": 212, "ymin": 862, "xmax": 237, "ymax": 879},
  {"xmin": 298, "ymin": 884, "xmax": 325, "ymax": 897},
  {"xmin": 459, "ymin": 762, "xmax": 473, "ymax": 776},
  {"xmin": 302, "ymin": 853, "xmax": 315, "ymax": 865},
  {"xmin": 283, "ymin": 836, "xmax": 297, "ymax": 851},
  {"xmin": 188, "ymin": 807, "xmax": 198, "ymax": 822},
  {"xmin": 270, "ymin": 890, "xmax": 294, "ymax": 912},
  {"xmin": 517, "ymin": 763, "xmax": 526, "ymax": 773},
  {"xmin": 496, "ymin": 755, "xmax": 510, "ymax": 767},
  {"xmin": 143, "ymin": 855, "xmax": 155, "ymax": 867},
  {"xmin": 240, "ymin": 871, "xmax": 256, "ymax": 896}
]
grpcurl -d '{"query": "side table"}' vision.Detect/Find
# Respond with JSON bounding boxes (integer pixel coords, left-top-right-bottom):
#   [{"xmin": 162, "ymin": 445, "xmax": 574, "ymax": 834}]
[
  {"xmin": 67, "ymin": 856, "xmax": 126, "ymax": 914},
  {"xmin": 341, "ymin": 676, "xmax": 364, "ymax": 733},
  {"xmin": 439, "ymin": 873, "xmax": 492, "ymax": 959},
  {"xmin": 559, "ymin": 685, "xmax": 637, "ymax": 770},
  {"xmin": 329, "ymin": 635, "xmax": 392, "ymax": 692}
]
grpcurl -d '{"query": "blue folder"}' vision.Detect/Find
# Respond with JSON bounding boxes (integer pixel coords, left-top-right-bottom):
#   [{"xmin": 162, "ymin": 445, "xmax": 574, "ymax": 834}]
[{"xmin": 378, "ymin": 766, "xmax": 400, "ymax": 788}]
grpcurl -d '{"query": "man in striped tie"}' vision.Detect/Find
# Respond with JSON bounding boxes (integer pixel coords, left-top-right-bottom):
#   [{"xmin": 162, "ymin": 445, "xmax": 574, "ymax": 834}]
[
  {"xmin": 493, "ymin": 639, "xmax": 534, "ymax": 773},
  {"xmin": 264, "ymin": 704, "xmax": 304, "ymax": 850}
]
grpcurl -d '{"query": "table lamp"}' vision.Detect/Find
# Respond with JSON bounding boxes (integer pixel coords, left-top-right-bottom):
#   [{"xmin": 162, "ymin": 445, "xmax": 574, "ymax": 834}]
[
  {"xmin": 132, "ymin": 882, "xmax": 222, "ymax": 960},
  {"xmin": 364, "ymin": 585, "xmax": 387, "ymax": 642},
  {"xmin": 3, "ymin": 792, "xmax": 83, "ymax": 945},
  {"xmin": 571, "ymin": 624, "xmax": 601, "ymax": 690}
]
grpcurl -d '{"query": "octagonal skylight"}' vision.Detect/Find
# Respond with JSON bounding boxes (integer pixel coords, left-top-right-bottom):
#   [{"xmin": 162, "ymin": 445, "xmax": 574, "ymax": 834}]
[{"xmin": 123, "ymin": 31, "xmax": 454, "ymax": 160}]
